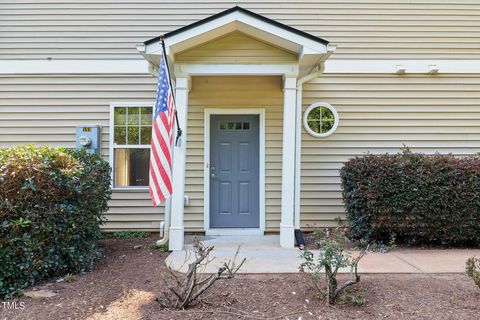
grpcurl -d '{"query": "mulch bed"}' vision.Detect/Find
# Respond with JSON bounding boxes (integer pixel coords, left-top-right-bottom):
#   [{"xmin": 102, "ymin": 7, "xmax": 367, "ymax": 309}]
[{"xmin": 2, "ymin": 234, "xmax": 479, "ymax": 320}]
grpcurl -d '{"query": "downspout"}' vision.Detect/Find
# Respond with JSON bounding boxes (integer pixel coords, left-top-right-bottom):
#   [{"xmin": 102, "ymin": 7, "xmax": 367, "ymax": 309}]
[
  {"xmin": 156, "ymin": 198, "xmax": 171, "ymax": 246},
  {"xmin": 294, "ymin": 45, "xmax": 336, "ymax": 231}
]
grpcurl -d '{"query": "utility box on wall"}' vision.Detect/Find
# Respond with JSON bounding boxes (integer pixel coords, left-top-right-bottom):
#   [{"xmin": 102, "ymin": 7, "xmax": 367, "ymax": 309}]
[{"xmin": 76, "ymin": 125, "xmax": 101, "ymax": 155}]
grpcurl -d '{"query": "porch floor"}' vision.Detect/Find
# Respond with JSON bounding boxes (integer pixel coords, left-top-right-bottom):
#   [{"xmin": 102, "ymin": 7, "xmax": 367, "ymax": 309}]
[{"xmin": 165, "ymin": 235, "xmax": 480, "ymax": 274}]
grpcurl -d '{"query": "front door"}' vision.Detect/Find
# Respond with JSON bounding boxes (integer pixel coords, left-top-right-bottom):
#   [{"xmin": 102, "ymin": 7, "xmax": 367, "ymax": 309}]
[{"xmin": 210, "ymin": 115, "xmax": 260, "ymax": 228}]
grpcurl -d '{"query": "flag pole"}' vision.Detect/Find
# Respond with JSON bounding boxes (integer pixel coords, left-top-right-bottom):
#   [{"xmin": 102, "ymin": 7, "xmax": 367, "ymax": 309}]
[{"xmin": 160, "ymin": 35, "xmax": 182, "ymax": 147}]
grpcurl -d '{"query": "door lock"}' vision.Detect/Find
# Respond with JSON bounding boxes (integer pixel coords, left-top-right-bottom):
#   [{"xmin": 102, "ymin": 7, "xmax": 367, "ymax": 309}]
[{"xmin": 210, "ymin": 163, "xmax": 216, "ymax": 178}]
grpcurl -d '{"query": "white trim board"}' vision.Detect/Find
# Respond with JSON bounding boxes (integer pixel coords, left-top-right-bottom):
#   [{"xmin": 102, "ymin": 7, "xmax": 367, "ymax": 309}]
[
  {"xmin": 175, "ymin": 63, "xmax": 299, "ymax": 77},
  {"xmin": 324, "ymin": 60, "xmax": 480, "ymax": 74},
  {"xmin": 203, "ymin": 108, "xmax": 266, "ymax": 236},
  {"xmin": 2, "ymin": 60, "xmax": 480, "ymax": 74},
  {"xmin": 0, "ymin": 60, "xmax": 149, "ymax": 74}
]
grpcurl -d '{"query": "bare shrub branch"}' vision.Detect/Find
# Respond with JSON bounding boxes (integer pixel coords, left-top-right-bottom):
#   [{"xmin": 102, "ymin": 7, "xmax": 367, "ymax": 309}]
[{"xmin": 157, "ymin": 238, "xmax": 245, "ymax": 309}]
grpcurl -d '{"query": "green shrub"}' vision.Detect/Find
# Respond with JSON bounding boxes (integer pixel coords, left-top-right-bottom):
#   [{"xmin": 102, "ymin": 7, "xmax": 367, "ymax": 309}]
[
  {"xmin": 0, "ymin": 145, "xmax": 111, "ymax": 298},
  {"xmin": 466, "ymin": 257, "xmax": 480, "ymax": 288},
  {"xmin": 340, "ymin": 149, "xmax": 480, "ymax": 246}
]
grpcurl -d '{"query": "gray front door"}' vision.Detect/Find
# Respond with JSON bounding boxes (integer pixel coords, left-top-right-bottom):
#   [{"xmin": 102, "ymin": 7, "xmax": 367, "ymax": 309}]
[{"xmin": 210, "ymin": 115, "xmax": 260, "ymax": 228}]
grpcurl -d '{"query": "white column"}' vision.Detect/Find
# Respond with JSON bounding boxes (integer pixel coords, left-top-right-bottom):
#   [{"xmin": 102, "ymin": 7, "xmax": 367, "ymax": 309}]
[
  {"xmin": 169, "ymin": 76, "xmax": 190, "ymax": 251},
  {"xmin": 280, "ymin": 77, "xmax": 297, "ymax": 248}
]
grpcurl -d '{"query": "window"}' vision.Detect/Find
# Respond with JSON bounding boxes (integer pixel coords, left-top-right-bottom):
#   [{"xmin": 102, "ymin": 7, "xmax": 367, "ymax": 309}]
[
  {"xmin": 303, "ymin": 102, "xmax": 339, "ymax": 138},
  {"xmin": 112, "ymin": 105, "xmax": 152, "ymax": 187},
  {"xmin": 219, "ymin": 121, "xmax": 251, "ymax": 131}
]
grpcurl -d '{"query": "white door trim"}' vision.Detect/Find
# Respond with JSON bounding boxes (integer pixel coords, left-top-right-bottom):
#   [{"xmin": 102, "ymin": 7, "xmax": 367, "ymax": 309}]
[{"xmin": 204, "ymin": 108, "xmax": 266, "ymax": 236}]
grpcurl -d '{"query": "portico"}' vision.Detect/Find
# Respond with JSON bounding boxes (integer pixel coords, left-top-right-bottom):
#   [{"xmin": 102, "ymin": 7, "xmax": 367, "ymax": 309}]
[{"xmin": 138, "ymin": 6, "xmax": 335, "ymax": 250}]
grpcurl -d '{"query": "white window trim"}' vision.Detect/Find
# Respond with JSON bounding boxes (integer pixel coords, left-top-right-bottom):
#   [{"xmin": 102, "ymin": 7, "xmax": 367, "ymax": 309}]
[
  {"xmin": 303, "ymin": 102, "xmax": 339, "ymax": 138},
  {"xmin": 109, "ymin": 102, "xmax": 154, "ymax": 190},
  {"xmin": 203, "ymin": 108, "xmax": 266, "ymax": 236}
]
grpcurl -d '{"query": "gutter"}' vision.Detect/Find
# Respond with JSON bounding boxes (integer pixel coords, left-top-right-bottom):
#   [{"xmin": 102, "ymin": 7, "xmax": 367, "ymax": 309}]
[{"xmin": 294, "ymin": 45, "xmax": 336, "ymax": 230}]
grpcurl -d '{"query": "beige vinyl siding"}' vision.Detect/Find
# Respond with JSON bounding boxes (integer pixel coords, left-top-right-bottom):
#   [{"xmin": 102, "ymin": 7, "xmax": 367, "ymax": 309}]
[
  {"xmin": 176, "ymin": 32, "xmax": 296, "ymax": 64},
  {"xmin": 300, "ymin": 74, "xmax": 480, "ymax": 229},
  {"xmin": 0, "ymin": 74, "xmax": 164, "ymax": 231},
  {"xmin": 1, "ymin": 1, "xmax": 480, "ymax": 60},
  {"xmin": 186, "ymin": 76, "xmax": 283, "ymax": 232},
  {"xmin": 3, "ymin": 73, "xmax": 480, "ymax": 232}
]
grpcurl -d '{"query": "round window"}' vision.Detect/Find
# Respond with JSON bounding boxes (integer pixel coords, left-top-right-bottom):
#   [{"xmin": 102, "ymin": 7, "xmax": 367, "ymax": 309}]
[{"xmin": 303, "ymin": 102, "xmax": 339, "ymax": 138}]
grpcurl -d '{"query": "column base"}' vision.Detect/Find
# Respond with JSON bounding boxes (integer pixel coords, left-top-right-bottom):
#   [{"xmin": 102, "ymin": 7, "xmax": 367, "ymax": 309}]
[
  {"xmin": 280, "ymin": 224, "xmax": 295, "ymax": 248},
  {"xmin": 168, "ymin": 226, "xmax": 184, "ymax": 251}
]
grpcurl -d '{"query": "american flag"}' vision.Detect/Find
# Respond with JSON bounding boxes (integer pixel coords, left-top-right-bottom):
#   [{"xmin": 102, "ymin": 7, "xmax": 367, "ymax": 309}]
[{"xmin": 149, "ymin": 55, "xmax": 176, "ymax": 206}]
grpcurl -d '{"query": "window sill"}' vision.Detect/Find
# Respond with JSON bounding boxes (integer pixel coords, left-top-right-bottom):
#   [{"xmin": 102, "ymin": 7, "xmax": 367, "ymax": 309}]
[{"xmin": 112, "ymin": 187, "xmax": 149, "ymax": 192}]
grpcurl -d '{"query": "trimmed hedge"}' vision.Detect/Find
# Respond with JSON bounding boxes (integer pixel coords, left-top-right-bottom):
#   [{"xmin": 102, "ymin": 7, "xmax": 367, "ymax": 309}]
[
  {"xmin": 0, "ymin": 146, "xmax": 111, "ymax": 298},
  {"xmin": 340, "ymin": 149, "xmax": 480, "ymax": 246}
]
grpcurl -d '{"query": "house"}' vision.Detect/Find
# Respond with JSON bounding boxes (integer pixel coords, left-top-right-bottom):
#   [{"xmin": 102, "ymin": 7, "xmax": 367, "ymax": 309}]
[{"xmin": 1, "ymin": 2, "xmax": 479, "ymax": 251}]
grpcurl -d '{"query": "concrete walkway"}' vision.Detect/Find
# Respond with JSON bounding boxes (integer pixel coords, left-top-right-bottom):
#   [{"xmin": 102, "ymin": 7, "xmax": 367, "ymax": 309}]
[{"xmin": 165, "ymin": 235, "xmax": 480, "ymax": 274}]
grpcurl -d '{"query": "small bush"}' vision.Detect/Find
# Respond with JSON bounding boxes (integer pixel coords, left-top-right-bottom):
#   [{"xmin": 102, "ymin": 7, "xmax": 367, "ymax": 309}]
[
  {"xmin": 0, "ymin": 146, "xmax": 111, "ymax": 298},
  {"xmin": 340, "ymin": 149, "xmax": 480, "ymax": 246},
  {"xmin": 63, "ymin": 273, "xmax": 77, "ymax": 283},
  {"xmin": 466, "ymin": 257, "xmax": 480, "ymax": 288},
  {"xmin": 148, "ymin": 242, "xmax": 169, "ymax": 252},
  {"xmin": 299, "ymin": 227, "xmax": 368, "ymax": 305}
]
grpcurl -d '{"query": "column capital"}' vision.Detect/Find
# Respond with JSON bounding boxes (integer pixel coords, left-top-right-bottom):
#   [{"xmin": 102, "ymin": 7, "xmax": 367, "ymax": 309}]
[
  {"xmin": 175, "ymin": 76, "xmax": 191, "ymax": 91},
  {"xmin": 283, "ymin": 76, "xmax": 297, "ymax": 91}
]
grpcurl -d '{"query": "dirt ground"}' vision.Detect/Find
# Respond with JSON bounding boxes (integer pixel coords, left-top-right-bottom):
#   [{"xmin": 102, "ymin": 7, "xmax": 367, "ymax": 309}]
[{"xmin": 1, "ymin": 234, "xmax": 479, "ymax": 320}]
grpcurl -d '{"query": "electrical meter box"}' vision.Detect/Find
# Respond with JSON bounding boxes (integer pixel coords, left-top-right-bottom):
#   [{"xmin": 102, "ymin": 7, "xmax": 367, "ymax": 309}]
[{"xmin": 76, "ymin": 125, "xmax": 101, "ymax": 154}]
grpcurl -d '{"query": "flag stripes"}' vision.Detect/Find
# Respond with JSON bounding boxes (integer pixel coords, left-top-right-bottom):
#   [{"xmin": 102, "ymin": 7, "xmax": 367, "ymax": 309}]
[{"xmin": 149, "ymin": 54, "xmax": 176, "ymax": 206}]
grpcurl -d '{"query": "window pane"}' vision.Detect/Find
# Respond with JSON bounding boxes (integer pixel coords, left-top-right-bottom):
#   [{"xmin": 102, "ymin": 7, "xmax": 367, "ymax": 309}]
[
  {"xmin": 227, "ymin": 122, "xmax": 235, "ymax": 130},
  {"xmin": 307, "ymin": 120, "xmax": 320, "ymax": 133},
  {"xmin": 140, "ymin": 107, "xmax": 152, "ymax": 125},
  {"xmin": 307, "ymin": 107, "xmax": 321, "ymax": 121},
  {"xmin": 320, "ymin": 106, "xmax": 335, "ymax": 122},
  {"xmin": 114, "ymin": 148, "xmax": 150, "ymax": 187},
  {"xmin": 127, "ymin": 126, "xmax": 140, "ymax": 144},
  {"xmin": 321, "ymin": 119, "xmax": 334, "ymax": 132},
  {"xmin": 114, "ymin": 107, "xmax": 127, "ymax": 125},
  {"xmin": 127, "ymin": 107, "xmax": 140, "ymax": 125},
  {"xmin": 140, "ymin": 126, "xmax": 152, "ymax": 145},
  {"xmin": 243, "ymin": 122, "xmax": 250, "ymax": 130},
  {"xmin": 114, "ymin": 126, "xmax": 126, "ymax": 145}
]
